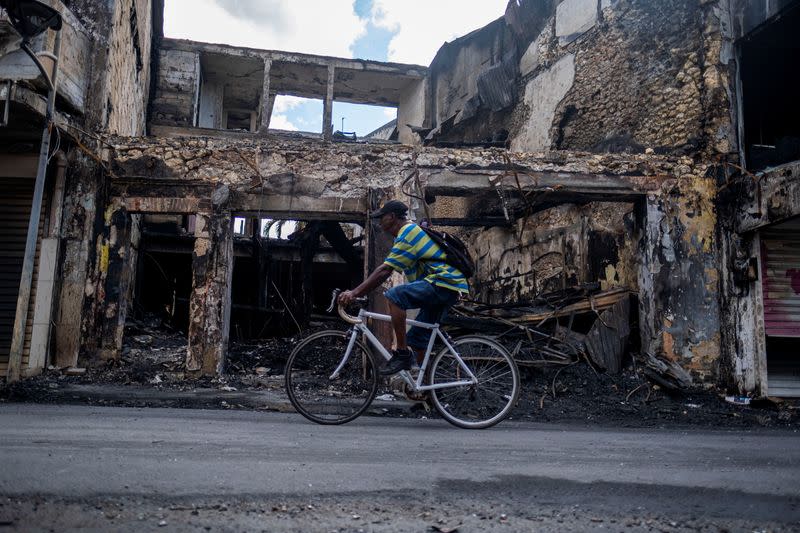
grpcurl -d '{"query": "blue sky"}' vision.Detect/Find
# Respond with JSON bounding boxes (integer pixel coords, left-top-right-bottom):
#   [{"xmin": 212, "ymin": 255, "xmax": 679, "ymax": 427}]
[
  {"xmin": 271, "ymin": 0, "xmax": 396, "ymax": 137},
  {"xmin": 164, "ymin": 0, "xmax": 509, "ymax": 136},
  {"xmin": 273, "ymin": 0, "xmax": 397, "ymax": 137}
]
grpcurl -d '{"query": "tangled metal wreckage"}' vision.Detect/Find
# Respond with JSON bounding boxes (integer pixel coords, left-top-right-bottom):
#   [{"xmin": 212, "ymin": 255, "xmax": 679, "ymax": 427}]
[{"xmin": 0, "ymin": 0, "xmax": 799, "ymax": 400}]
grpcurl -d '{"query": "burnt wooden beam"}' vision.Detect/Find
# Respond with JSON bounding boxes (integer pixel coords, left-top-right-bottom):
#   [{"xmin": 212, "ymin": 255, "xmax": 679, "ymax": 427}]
[
  {"xmin": 110, "ymin": 177, "xmax": 366, "ymax": 219},
  {"xmin": 110, "ymin": 178, "xmax": 213, "ymax": 214}
]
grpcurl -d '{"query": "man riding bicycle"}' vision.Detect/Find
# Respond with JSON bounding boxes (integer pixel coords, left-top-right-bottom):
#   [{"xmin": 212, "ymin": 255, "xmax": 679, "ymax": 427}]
[{"xmin": 338, "ymin": 200, "xmax": 469, "ymax": 375}]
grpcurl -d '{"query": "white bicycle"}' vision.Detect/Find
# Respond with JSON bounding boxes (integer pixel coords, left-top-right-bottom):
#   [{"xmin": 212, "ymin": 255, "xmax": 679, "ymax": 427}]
[{"xmin": 284, "ymin": 289, "xmax": 520, "ymax": 429}]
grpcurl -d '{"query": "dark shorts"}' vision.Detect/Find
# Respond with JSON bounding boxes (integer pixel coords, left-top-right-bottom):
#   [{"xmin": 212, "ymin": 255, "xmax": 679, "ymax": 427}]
[{"xmin": 384, "ymin": 280, "xmax": 460, "ymax": 350}]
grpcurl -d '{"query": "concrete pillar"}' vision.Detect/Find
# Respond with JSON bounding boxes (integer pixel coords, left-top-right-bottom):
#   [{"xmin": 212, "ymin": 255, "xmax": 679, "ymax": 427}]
[
  {"xmin": 187, "ymin": 212, "xmax": 234, "ymax": 375},
  {"xmin": 97, "ymin": 205, "xmax": 138, "ymax": 360},
  {"xmin": 397, "ymin": 78, "xmax": 427, "ymax": 145},
  {"xmin": 322, "ymin": 64, "xmax": 335, "ymax": 140},
  {"xmin": 258, "ymin": 58, "xmax": 273, "ymax": 133},
  {"xmin": 28, "ymin": 152, "xmax": 67, "ymax": 375},
  {"xmin": 367, "ymin": 189, "xmax": 395, "ymax": 349},
  {"xmin": 637, "ymin": 181, "xmax": 721, "ymax": 382}
]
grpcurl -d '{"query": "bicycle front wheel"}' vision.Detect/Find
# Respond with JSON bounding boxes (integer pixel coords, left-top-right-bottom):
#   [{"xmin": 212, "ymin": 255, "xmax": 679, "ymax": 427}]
[
  {"xmin": 285, "ymin": 330, "xmax": 379, "ymax": 425},
  {"xmin": 430, "ymin": 335, "xmax": 520, "ymax": 429}
]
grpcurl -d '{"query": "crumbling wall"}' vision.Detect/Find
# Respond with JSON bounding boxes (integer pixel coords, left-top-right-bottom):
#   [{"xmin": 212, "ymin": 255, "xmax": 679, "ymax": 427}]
[
  {"xmin": 52, "ymin": 0, "xmax": 160, "ymax": 367},
  {"xmin": 107, "ymin": 135, "xmax": 726, "ymax": 378},
  {"xmin": 149, "ymin": 48, "xmax": 199, "ymax": 127},
  {"xmin": 469, "ymin": 202, "xmax": 637, "ymax": 304},
  {"xmin": 511, "ymin": 0, "xmax": 734, "ymax": 156},
  {"xmin": 545, "ymin": 1, "xmax": 706, "ymax": 153},
  {"xmin": 426, "ymin": 0, "xmax": 734, "ymax": 157},
  {"xmin": 109, "ymin": 135, "xmax": 685, "ymax": 195},
  {"xmin": 105, "ymin": 0, "xmax": 153, "ymax": 135}
]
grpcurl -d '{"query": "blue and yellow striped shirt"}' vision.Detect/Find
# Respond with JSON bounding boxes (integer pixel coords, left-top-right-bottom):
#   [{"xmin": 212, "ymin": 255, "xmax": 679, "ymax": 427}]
[{"xmin": 383, "ymin": 222, "xmax": 469, "ymax": 294}]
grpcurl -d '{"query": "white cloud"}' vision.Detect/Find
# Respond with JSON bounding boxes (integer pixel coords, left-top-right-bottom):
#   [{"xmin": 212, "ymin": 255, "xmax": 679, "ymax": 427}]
[
  {"xmin": 272, "ymin": 95, "xmax": 311, "ymax": 114},
  {"xmin": 371, "ymin": 0, "xmax": 509, "ymax": 65},
  {"xmin": 164, "ymin": 0, "xmax": 366, "ymax": 57},
  {"xmin": 383, "ymin": 107, "xmax": 397, "ymax": 118},
  {"xmin": 164, "ymin": 0, "xmax": 511, "ymax": 67},
  {"xmin": 269, "ymin": 114, "xmax": 299, "ymax": 131}
]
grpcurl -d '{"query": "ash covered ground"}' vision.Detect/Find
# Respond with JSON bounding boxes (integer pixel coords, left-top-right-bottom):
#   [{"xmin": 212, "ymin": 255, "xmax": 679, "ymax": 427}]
[{"xmin": 1, "ymin": 315, "xmax": 797, "ymax": 430}]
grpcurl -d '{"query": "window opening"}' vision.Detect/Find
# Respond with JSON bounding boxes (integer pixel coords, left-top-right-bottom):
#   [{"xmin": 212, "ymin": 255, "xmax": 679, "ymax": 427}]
[
  {"xmin": 333, "ymin": 102, "xmax": 398, "ymax": 141},
  {"xmin": 269, "ymin": 95, "xmax": 323, "ymax": 134},
  {"xmin": 739, "ymin": 4, "xmax": 800, "ymax": 170}
]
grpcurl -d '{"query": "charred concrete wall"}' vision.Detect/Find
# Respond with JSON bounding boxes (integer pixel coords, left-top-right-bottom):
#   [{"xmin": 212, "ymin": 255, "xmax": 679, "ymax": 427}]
[
  {"xmin": 423, "ymin": 0, "xmax": 734, "ymax": 383},
  {"xmin": 469, "ymin": 202, "xmax": 637, "ymax": 305},
  {"xmin": 638, "ymin": 173, "xmax": 721, "ymax": 382},
  {"xmin": 718, "ymin": 160, "xmax": 800, "ymax": 393},
  {"xmin": 427, "ymin": 0, "xmax": 735, "ymax": 158},
  {"xmin": 150, "ymin": 48, "xmax": 198, "ymax": 128},
  {"xmin": 104, "ymin": 133, "xmax": 713, "ymax": 374},
  {"xmin": 538, "ymin": 1, "xmax": 730, "ymax": 156},
  {"xmin": 105, "ymin": 0, "xmax": 153, "ymax": 136},
  {"xmin": 51, "ymin": 0, "xmax": 162, "ymax": 368}
]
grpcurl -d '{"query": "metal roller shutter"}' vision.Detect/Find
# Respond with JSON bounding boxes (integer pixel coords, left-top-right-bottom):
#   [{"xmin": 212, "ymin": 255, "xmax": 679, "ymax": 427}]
[
  {"xmin": 761, "ymin": 217, "xmax": 800, "ymax": 396},
  {"xmin": 0, "ymin": 179, "xmax": 35, "ymax": 377}
]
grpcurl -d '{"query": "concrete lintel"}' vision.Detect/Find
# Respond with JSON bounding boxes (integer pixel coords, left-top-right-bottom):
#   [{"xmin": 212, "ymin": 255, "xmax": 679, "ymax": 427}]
[
  {"xmin": 163, "ymin": 38, "xmax": 428, "ymax": 76},
  {"xmin": 112, "ymin": 196, "xmax": 208, "ymax": 214},
  {"xmin": 424, "ymin": 169, "xmax": 661, "ymax": 198},
  {"xmin": 148, "ymin": 124, "xmax": 323, "ymax": 141},
  {"xmin": 230, "ymin": 193, "xmax": 365, "ymax": 221}
]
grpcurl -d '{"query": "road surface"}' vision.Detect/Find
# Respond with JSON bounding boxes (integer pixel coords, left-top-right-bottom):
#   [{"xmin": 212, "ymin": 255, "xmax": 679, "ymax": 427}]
[{"xmin": 1, "ymin": 404, "xmax": 798, "ymax": 531}]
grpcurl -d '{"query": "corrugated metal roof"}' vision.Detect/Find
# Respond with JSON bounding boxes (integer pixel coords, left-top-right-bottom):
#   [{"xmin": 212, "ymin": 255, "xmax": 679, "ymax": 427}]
[{"xmin": 476, "ymin": 55, "xmax": 518, "ymax": 112}]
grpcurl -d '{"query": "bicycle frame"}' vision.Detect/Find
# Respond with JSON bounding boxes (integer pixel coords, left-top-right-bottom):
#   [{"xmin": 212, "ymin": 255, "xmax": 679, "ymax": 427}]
[{"xmin": 330, "ymin": 308, "xmax": 478, "ymax": 392}]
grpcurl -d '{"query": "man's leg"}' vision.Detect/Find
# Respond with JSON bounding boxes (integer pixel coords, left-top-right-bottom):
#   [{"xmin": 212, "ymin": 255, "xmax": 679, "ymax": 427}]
[
  {"xmin": 407, "ymin": 285, "xmax": 460, "ymax": 364},
  {"xmin": 387, "ymin": 299, "xmax": 408, "ymax": 350},
  {"xmin": 381, "ymin": 281, "xmax": 438, "ymax": 375}
]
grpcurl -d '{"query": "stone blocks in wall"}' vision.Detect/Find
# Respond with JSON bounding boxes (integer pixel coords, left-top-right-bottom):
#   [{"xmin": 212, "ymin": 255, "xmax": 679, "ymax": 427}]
[{"xmin": 556, "ymin": 0, "xmax": 598, "ymax": 44}]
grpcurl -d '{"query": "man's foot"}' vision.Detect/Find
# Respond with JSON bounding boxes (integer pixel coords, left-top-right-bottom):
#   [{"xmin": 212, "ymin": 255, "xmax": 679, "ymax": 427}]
[{"xmin": 380, "ymin": 348, "xmax": 415, "ymax": 376}]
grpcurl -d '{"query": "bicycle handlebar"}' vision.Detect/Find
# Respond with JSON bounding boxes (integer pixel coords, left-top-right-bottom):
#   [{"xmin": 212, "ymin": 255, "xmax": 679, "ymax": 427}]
[{"xmin": 327, "ymin": 289, "xmax": 367, "ymax": 325}]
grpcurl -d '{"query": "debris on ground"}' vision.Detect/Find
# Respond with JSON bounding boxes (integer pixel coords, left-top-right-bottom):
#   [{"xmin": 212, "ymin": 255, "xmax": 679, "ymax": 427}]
[{"xmin": 1, "ymin": 312, "xmax": 797, "ymax": 430}]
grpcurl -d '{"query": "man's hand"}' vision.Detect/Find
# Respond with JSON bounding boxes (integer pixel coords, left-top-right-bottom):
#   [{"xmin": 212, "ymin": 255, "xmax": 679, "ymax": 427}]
[
  {"xmin": 338, "ymin": 290, "xmax": 356, "ymax": 307},
  {"xmin": 337, "ymin": 264, "xmax": 392, "ymax": 308}
]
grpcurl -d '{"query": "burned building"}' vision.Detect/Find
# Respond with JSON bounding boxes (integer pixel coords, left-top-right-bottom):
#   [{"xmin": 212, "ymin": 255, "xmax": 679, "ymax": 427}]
[{"xmin": 1, "ymin": 0, "xmax": 799, "ymax": 398}]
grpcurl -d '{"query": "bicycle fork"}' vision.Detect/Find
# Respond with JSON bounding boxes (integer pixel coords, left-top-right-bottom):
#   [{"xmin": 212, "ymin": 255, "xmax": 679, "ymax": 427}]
[{"xmin": 329, "ymin": 327, "xmax": 360, "ymax": 380}]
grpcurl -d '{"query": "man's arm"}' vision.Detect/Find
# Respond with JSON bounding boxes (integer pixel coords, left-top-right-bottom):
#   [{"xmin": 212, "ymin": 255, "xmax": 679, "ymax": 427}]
[{"xmin": 338, "ymin": 264, "xmax": 394, "ymax": 306}]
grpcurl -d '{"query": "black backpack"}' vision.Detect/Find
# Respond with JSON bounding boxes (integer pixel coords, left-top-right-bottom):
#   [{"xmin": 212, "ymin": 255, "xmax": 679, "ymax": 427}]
[{"xmin": 421, "ymin": 226, "xmax": 475, "ymax": 279}]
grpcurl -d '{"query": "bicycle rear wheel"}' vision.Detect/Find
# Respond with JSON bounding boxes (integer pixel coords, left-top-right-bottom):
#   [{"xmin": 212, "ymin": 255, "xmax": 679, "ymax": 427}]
[
  {"xmin": 429, "ymin": 335, "xmax": 520, "ymax": 429},
  {"xmin": 285, "ymin": 330, "xmax": 379, "ymax": 425}
]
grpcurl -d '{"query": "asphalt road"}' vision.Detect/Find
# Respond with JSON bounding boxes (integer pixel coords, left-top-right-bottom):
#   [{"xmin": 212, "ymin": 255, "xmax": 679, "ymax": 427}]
[{"xmin": 1, "ymin": 404, "xmax": 799, "ymax": 531}]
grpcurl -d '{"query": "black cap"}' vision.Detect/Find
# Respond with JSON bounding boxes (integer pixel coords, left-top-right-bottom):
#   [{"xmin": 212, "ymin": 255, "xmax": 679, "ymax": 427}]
[{"xmin": 369, "ymin": 200, "xmax": 408, "ymax": 218}]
